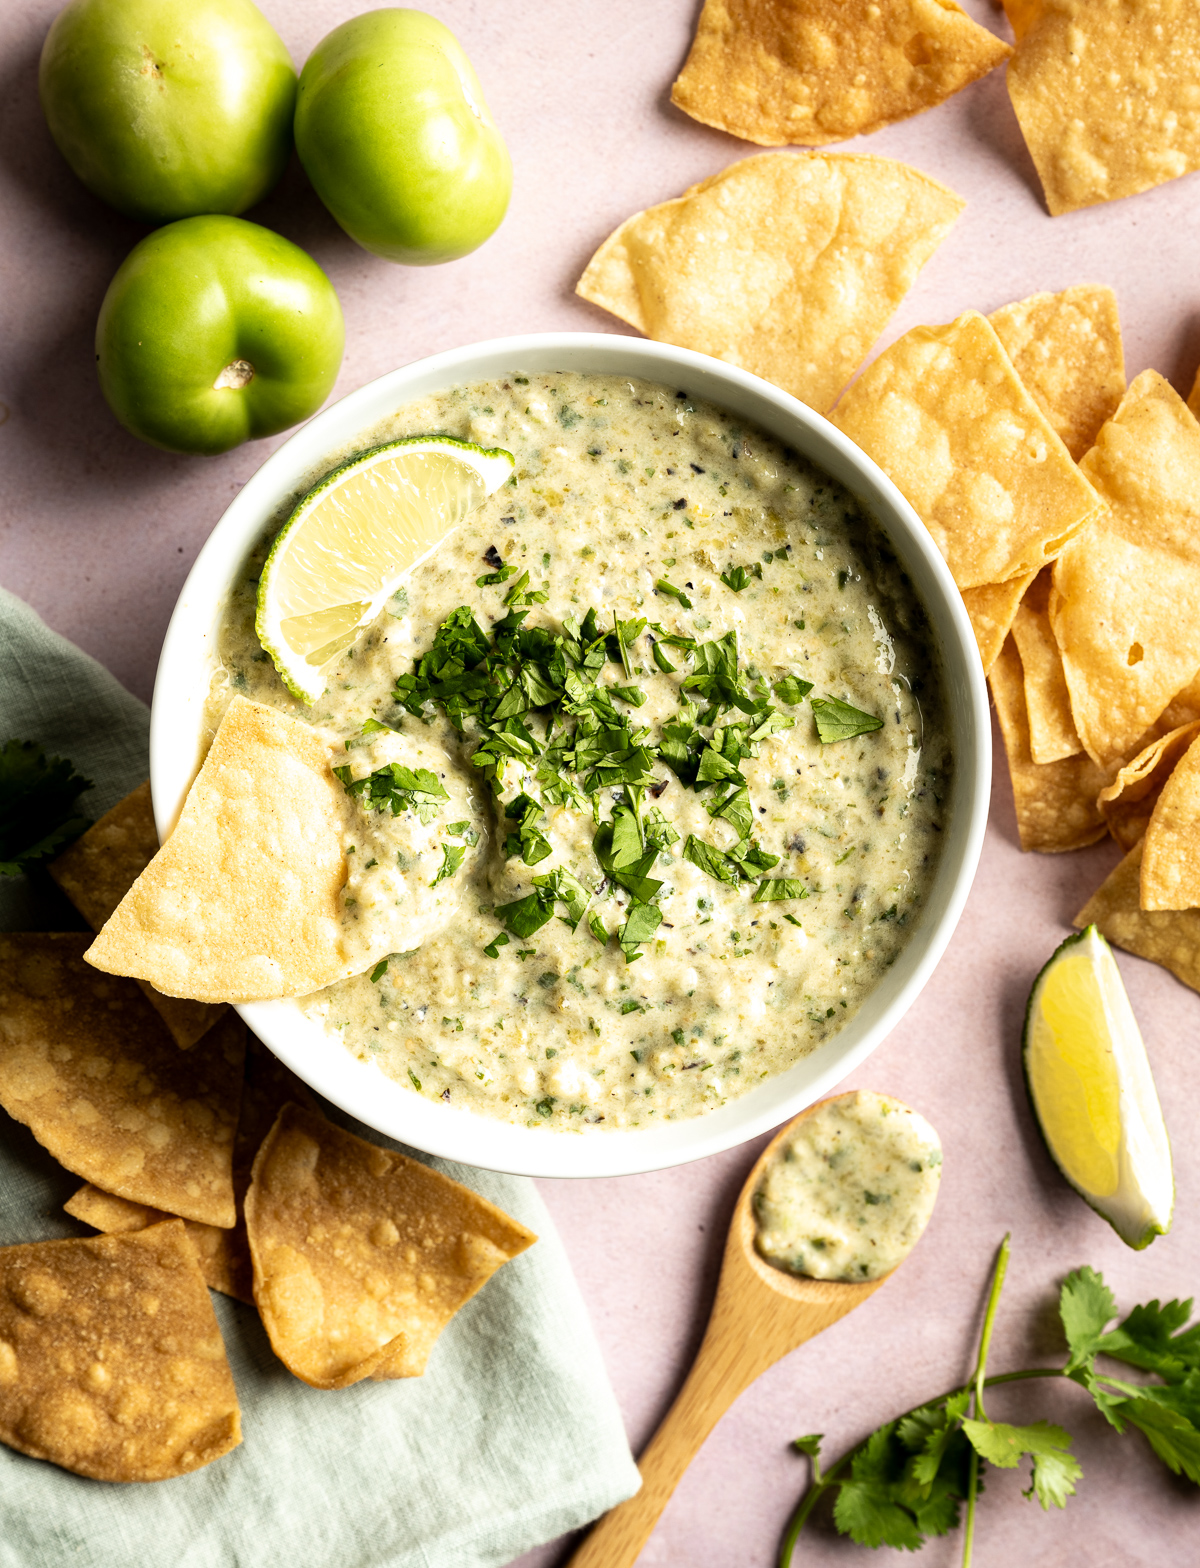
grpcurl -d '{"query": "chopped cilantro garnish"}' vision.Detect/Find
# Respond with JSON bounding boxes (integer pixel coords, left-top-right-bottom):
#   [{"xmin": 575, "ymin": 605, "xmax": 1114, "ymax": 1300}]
[
  {"xmin": 494, "ymin": 890, "xmax": 556, "ymax": 938},
  {"xmin": 0, "ymin": 740, "xmax": 93, "ymax": 876},
  {"xmin": 720, "ymin": 563, "xmax": 762, "ymax": 592},
  {"xmin": 682, "ymin": 835, "xmax": 741, "ymax": 885},
  {"xmin": 774, "ymin": 676, "xmax": 814, "ymax": 705},
  {"xmin": 369, "ymin": 959, "xmax": 388, "ymax": 982},
  {"xmin": 752, "ymin": 878, "xmax": 809, "ymax": 902},
  {"xmin": 655, "ymin": 578, "xmax": 693, "ymax": 609},
  {"xmin": 444, "ymin": 819, "xmax": 479, "ymax": 845},
  {"xmin": 811, "ymin": 696, "xmax": 884, "ymax": 743},
  {"xmin": 482, "ymin": 931, "xmax": 510, "ymax": 958},
  {"xmin": 336, "ymin": 761, "xmax": 448, "ymax": 823},
  {"xmin": 430, "ymin": 843, "xmax": 467, "ymax": 887}
]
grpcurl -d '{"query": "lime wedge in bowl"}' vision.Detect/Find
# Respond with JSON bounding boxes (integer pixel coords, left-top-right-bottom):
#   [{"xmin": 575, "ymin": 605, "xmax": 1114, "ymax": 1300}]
[
  {"xmin": 257, "ymin": 435, "xmax": 514, "ymax": 702},
  {"xmin": 1023, "ymin": 924, "xmax": 1173, "ymax": 1250}
]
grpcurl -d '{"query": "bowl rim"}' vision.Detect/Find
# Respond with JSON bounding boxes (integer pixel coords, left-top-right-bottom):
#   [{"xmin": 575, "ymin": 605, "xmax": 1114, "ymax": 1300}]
[{"xmin": 151, "ymin": 331, "xmax": 990, "ymax": 1179}]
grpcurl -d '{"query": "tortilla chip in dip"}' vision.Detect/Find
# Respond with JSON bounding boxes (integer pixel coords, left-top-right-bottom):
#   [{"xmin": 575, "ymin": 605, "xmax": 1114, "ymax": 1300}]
[
  {"xmin": 1076, "ymin": 838, "xmax": 1200, "ymax": 995},
  {"xmin": 0, "ymin": 934, "xmax": 241, "ymax": 1228},
  {"xmin": 0, "ymin": 1221, "xmax": 241, "ymax": 1482},
  {"xmin": 1010, "ymin": 571, "xmax": 1081, "ymax": 765},
  {"xmin": 960, "ymin": 571, "xmax": 1036, "ymax": 676},
  {"xmin": 49, "ymin": 781, "xmax": 227, "ymax": 1050},
  {"xmin": 85, "ymin": 696, "xmax": 352, "ymax": 1003},
  {"xmin": 245, "ymin": 1104, "xmax": 536, "ymax": 1389},
  {"xmin": 1007, "ymin": 0, "xmax": 1200, "ymax": 215},
  {"xmin": 1140, "ymin": 731, "xmax": 1200, "ymax": 911},
  {"xmin": 670, "ymin": 0, "xmax": 1010, "ymax": 148},
  {"xmin": 576, "ymin": 152, "xmax": 964, "ymax": 415},
  {"xmin": 1050, "ymin": 371, "xmax": 1200, "ymax": 769},
  {"xmin": 832, "ymin": 311, "xmax": 1101, "ymax": 589},
  {"xmin": 1097, "ymin": 723, "xmax": 1200, "ymax": 853},
  {"xmin": 988, "ymin": 285, "xmax": 1125, "ymax": 461},
  {"xmin": 990, "ymin": 636, "xmax": 1111, "ymax": 853}
]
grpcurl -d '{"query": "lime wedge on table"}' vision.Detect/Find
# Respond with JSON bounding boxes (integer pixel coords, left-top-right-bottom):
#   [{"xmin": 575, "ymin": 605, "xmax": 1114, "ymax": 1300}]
[
  {"xmin": 257, "ymin": 435, "xmax": 514, "ymax": 703},
  {"xmin": 1023, "ymin": 925, "xmax": 1173, "ymax": 1250}
]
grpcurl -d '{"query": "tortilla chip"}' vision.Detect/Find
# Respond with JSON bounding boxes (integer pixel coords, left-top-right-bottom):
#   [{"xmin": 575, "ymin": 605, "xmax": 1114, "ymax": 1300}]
[
  {"xmin": 988, "ymin": 285, "xmax": 1125, "ymax": 461},
  {"xmin": 670, "ymin": 0, "xmax": 1010, "ymax": 148},
  {"xmin": 999, "ymin": 0, "xmax": 1040, "ymax": 43},
  {"xmin": 65, "ymin": 1038, "xmax": 319, "ymax": 1306},
  {"xmin": 245, "ymin": 1104, "xmax": 536, "ymax": 1389},
  {"xmin": 0, "ymin": 934, "xmax": 241, "ymax": 1227},
  {"xmin": 1076, "ymin": 838, "xmax": 1200, "ymax": 994},
  {"xmin": 1140, "ymin": 731, "xmax": 1200, "ymax": 911},
  {"xmin": 1050, "ymin": 371, "xmax": 1200, "ymax": 768},
  {"xmin": 1008, "ymin": 0, "xmax": 1200, "ymax": 215},
  {"xmin": 0, "ymin": 1221, "xmax": 240, "ymax": 1481},
  {"xmin": 1096, "ymin": 723, "xmax": 1200, "ymax": 853},
  {"xmin": 990, "ymin": 636, "xmax": 1112, "ymax": 852},
  {"xmin": 1010, "ymin": 571, "xmax": 1081, "ymax": 765},
  {"xmin": 576, "ymin": 152, "xmax": 964, "ymax": 416},
  {"xmin": 49, "ymin": 782, "xmax": 227, "ymax": 1050},
  {"xmin": 1160, "ymin": 669, "xmax": 1200, "ymax": 731},
  {"xmin": 85, "ymin": 696, "xmax": 353, "ymax": 1004},
  {"xmin": 1189, "ymin": 364, "xmax": 1200, "ymax": 423},
  {"xmin": 832, "ymin": 311, "xmax": 1102, "ymax": 588},
  {"xmin": 960, "ymin": 571, "xmax": 1036, "ymax": 676}
]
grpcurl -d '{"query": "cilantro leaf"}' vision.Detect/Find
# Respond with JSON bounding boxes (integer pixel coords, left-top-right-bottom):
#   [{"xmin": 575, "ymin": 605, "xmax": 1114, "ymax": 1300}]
[
  {"xmin": 1098, "ymin": 1297, "xmax": 1200, "ymax": 1382},
  {"xmin": 337, "ymin": 761, "xmax": 448, "ymax": 822},
  {"xmin": 753, "ymin": 878, "xmax": 808, "ymax": 903},
  {"xmin": 682, "ymin": 834, "xmax": 741, "ymax": 885},
  {"xmin": 0, "ymin": 740, "xmax": 93, "ymax": 876},
  {"xmin": 494, "ymin": 891, "xmax": 556, "ymax": 939},
  {"xmin": 1101, "ymin": 1395, "xmax": 1200, "ymax": 1484},
  {"xmin": 620, "ymin": 902, "xmax": 662, "ymax": 957},
  {"xmin": 430, "ymin": 843, "xmax": 466, "ymax": 887},
  {"xmin": 655, "ymin": 578, "xmax": 693, "ymax": 609},
  {"xmin": 502, "ymin": 793, "xmax": 553, "ymax": 866},
  {"xmin": 532, "ymin": 866, "xmax": 592, "ymax": 929},
  {"xmin": 832, "ymin": 1427, "xmax": 924, "ymax": 1551},
  {"xmin": 961, "ymin": 1420, "xmax": 1080, "ymax": 1509},
  {"xmin": 774, "ymin": 675, "xmax": 814, "ymax": 705},
  {"xmin": 720, "ymin": 563, "xmax": 761, "ymax": 592},
  {"xmin": 1060, "ymin": 1266, "xmax": 1118, "ymax": 1373},
  {"xmin": 811, "ymin": 696, "xmax": 884, "ymax": 743},
  {"xmin": 369, "ymin": 959, "xmax": 389, "ymax": 983},
  {"xmin": 650, "ymin": 637, "xmax": 677, "ymax": 674},
  {"xmin": 483, "ymin": 931, "xmax": 510, "ymax": 958}
]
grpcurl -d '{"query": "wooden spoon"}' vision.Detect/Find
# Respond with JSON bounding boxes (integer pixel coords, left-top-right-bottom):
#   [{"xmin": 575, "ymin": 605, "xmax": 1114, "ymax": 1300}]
[{"xmin": 567, "ymin": 1096, "xmax": 900, "ymax": 1568}]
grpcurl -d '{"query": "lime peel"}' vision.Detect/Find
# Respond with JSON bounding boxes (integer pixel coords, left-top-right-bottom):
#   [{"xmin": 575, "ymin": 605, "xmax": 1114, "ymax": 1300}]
[
  {"xmin": 1023, "ymin": 924, "xmax": 1172, "ymax": 1250},
  {"xmin": 256, "ymin": 434, "xmax": 514, "ymax": 703}
]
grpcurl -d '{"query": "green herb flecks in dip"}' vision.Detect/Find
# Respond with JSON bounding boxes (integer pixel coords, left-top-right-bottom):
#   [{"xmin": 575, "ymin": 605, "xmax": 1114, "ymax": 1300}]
[
  {"xmin": 210, "ymin": 373, "xmax": 951, "ymax": 1130},
  {"xmin": 754, "ymin": 1090, "xmax": 943, "ymax": 1280}
]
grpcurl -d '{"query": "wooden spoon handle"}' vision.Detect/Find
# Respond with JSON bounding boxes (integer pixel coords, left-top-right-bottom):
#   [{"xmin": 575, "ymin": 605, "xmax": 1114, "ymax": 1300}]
[{"xmin": 566, "ymin": 1314, "xmax": 762, "ymax": 1568}]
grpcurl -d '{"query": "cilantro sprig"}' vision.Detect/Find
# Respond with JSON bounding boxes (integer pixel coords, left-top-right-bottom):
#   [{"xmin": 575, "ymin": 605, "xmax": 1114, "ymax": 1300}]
[
  {"xmin": 0, "ymin": 740, "xmax": 93, "ymax": 877},
  {"xmin": 780, "ymin": 1236, "xmax": 1200, "ymax": 1566}
]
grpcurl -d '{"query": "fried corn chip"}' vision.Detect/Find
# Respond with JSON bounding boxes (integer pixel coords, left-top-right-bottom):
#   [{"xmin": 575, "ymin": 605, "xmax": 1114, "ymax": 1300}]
[
  {"xmin": 988, "ymin": 285, "xmax": 1125, "ymax": 461},
  {"xmin": 1097, "ymin": 723, "xmax": 1200, "ymax": 853},
  {"xmin": 49, "ymin": 782, "xmax": 227, "ymax": 1050},
  {"xmin": 245, "ymin": 1105, "xmax": 536, "ymax": 1389},
  {"xmin": 1141, "ymin": 731, "xmax": 1200, "ymax": 911},
  {"xmin": 1051, "ymin": 372, "xmax": 1200, "ymax": 768},
  {"xmin": 960, "ymin": 571, "xmax": 1036, "ymax": 676},
  {"xmin": 832, "ymin": 311, "xmax": 1101, "ymax": 588},
  {"xmin": 576, "ymin": 152, "xmax": 964, "ymax": 415},
  {"xmin": 990, "ymin": 636, "xmax": 1112, "ymax": 852},
  {"xmin": 1160, "ymin": 670, "xmax": 1200, "ymax": 732},
  {"xmin": 1011, "ymin": 571, "xmax": 1081, "ymax": 765},
  {"xmin": 1007, "ymin": 0, "xmax": 1200, "ymax": 215},
  {"xmin": 86, "ymin": 696, "xmax": 353, "ymax": 1004},
  {"xmin": 65, "ymin": 1038, "xmax": 318, "ymax": 1306},
  {"xmin": 0, "ymin": 1221, "xmax": 240, "ymax": 1481},
  {"xmin": 63, "ymin": 1186, "xmax": 250, "ymax": 1305},
  {"xmin": 999, "ymin": 0, "xmax": 1040, "ymax": 43},
  {"xmin": 0, "ymin": 935, "xmax": 241, "ymax": 1227},
  {"xmin": 1189, "ymin": 364, "xmax": 1200, "ymax": 423},
  {"xmin": 670, "ymin": 0, "xmax": 1010, "ymax": 148},
  {"xmin": 1076, "ymin": 838, "xmax": 1200, "ymax": 995}
]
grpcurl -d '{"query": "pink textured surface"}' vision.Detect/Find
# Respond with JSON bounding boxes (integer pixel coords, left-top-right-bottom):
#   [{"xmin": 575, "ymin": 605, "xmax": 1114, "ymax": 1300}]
[{"xmin": 3, "ymin": 2, "xmax": 1200, "ymax": 1563}]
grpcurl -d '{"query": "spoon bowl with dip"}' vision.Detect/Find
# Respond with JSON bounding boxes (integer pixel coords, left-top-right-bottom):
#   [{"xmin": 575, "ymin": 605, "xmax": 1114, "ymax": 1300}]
[{"xmin": 567, "ymin": 1090, "xmax": 943, "ymax": 1568}]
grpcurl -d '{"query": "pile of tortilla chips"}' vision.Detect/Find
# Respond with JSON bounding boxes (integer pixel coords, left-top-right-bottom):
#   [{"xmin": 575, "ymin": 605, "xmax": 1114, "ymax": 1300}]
[
  {"xmin": 820, "ymin": 281, "xmax": 1200, "ymax": 996},
  {"xmin": 0, "ymin": 781, "xmax": 535, "ymax": 1481}
]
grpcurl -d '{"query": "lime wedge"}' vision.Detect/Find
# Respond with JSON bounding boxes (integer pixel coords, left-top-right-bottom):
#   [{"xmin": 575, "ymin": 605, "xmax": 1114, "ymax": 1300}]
[
  {"xmin": 256, "ymin": 435, "xmax": 514, "ymax": 702},
  {"xmin": 1023, "ymin": 925, "xmax": 1173, "ymax": 1250}
]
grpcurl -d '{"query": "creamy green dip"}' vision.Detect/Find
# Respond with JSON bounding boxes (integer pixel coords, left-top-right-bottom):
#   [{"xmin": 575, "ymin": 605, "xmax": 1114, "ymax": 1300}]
[
  {"xmin": 209, "ymin": 372, "xmax": 951, "ymax": 1131},
  {"xmin": 754, "ymin": 1090, "xmax": 943, "ymax": 1280}
]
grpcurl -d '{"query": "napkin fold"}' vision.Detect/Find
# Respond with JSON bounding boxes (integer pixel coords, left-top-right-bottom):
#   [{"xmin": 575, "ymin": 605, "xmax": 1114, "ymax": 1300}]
[{"xmin": 0, "ymin": 585, "xmax": 638, "ymax": 1568}]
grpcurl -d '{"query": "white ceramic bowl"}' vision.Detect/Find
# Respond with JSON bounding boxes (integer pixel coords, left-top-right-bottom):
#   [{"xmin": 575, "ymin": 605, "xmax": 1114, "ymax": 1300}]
[{"xmin": 152, "ymin": 332, "xmax": 989, "ymax": 1179}]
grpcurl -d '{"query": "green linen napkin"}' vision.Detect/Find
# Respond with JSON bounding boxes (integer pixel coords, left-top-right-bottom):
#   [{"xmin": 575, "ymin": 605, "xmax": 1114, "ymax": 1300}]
[{"xmin": 0, "ymin": 585, "xmax": 638, "ymax": 1568}]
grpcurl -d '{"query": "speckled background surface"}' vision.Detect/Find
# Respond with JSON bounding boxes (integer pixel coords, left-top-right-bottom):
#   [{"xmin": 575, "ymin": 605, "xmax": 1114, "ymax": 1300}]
[{"xmin": 3, "ymin": 2, "xmax": 1199, "ymax": 1563}]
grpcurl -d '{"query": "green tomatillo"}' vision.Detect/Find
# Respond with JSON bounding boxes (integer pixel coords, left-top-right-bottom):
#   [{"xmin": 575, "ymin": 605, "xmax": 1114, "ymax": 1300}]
[
  {"xmin": 96, "ymin": 216, "xmax": 345, "ymax": 456},
  {"xmin": 294, "ymin": 9, "xmax": 512, "ymax": 266},
  {"xmin": 39, "ymin": 0, "xmax": 296, "ymax": 223}
]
